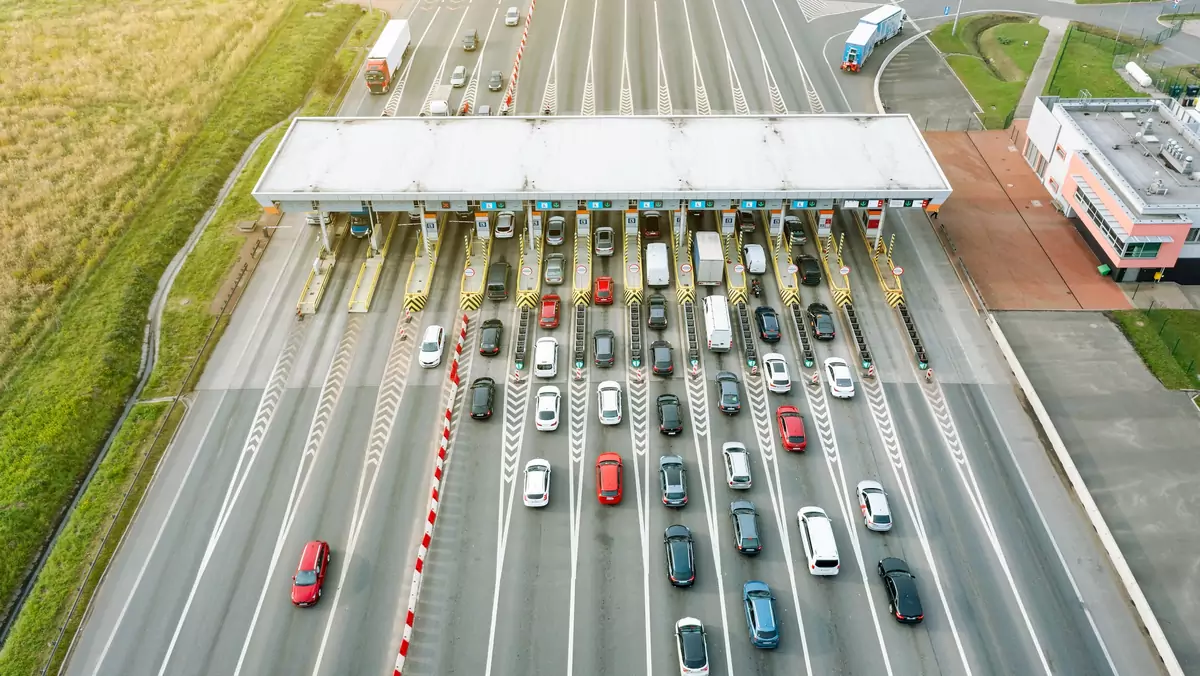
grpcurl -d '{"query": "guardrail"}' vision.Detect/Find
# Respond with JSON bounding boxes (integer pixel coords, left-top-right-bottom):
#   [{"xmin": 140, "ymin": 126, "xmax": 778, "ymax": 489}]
[
  {"xmin": 682, "ymin": 301, "xmax": 700, "ymax": 365},
  {"xmin": 734, "ymin": 301, "xmax": 757, "ymax": 368},
  {"xmin": 514, "ymin": 306, "xmax": 531, "ymax": 369},
  {"xmin": 628, "ymin": 302, "xmax": 643, "ymax": 367},
  {"xmin": 788, "ymin": 303, "xmax": 816, "ymax": 368},
  {"xmin": 841, "ymin": 303, "xmax": 873, "ymax": 369},
  {"xmin": 572, "ymin": 305, "xmax": 587, "ymax": 369}
]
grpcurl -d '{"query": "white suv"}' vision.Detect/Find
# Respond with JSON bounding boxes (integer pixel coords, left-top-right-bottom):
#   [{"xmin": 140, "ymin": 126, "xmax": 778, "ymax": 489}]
[{"xmin": 597, "ymin": 380, "xmax": 622, "ymax": 425}]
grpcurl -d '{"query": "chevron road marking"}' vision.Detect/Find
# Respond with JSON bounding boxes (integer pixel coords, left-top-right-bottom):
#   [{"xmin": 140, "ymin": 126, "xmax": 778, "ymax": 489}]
[
  {"xmin": 727, "ymin": 0, "xmax": 788, "ymax": 114},
  {"xmin": 579, "ymin": 0, "xmax": 599, "ymax": 116},
  {"xmin": 418, "ymin": 8, "xmax": 471, "ymax": 116},
  {"xmin": 758, "ymin": 0, "xmax": 827, "ymax": 113},
  {"xmin": 652, "ymin": 2, "xmax": 672, "ymax": 116},
  {"xmin": 700, "ymin": 0, "xmax": 748, "ymax": 115},
  {"xmin": 678, "ymin": 0, "xmax": 711, "ymax": 115},
  {"xmin": 796, "ymin": 0, "xmax": 881, "ymax": 23},
  {"xmin": 619, "ymin": 0, "xmax": 635, "ymax": 115},
  {"xmin": 625, "ymin": 370, "xmax": 654, "ymax": 676},
  {"xmin": 537, "ymin": 0, "xmax": 574, "ymax": 116},
  {"xmin": 566, "ymin": 359, "xmax": 589, "ymax": 675},
  {"xmin": 155, "ymin": 319, "xmax": 309, "ymax": 676},
  {"xmin": 382, "ymin": 10, "xmax": 441, "ymax": 117}
]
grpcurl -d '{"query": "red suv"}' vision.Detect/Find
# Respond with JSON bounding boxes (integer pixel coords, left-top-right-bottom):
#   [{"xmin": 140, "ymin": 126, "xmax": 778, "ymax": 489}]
[
  {"xmin": 594, "ymin": 276, "xmax": 614, "ymax": 305},
  {"xmin": 291, "ymin": 540, "xmax": 330, "ymax": 606},
  {"xmin": 776, "ymin": 406, "xmax": 807, "ymax": 452},
  {"xmin": 540, "ymin": 294, "xmax": 561, "ymax": 329},
  {"xmin": 596, "ymin": 452, "xmax": 624, "ymax": 504}
]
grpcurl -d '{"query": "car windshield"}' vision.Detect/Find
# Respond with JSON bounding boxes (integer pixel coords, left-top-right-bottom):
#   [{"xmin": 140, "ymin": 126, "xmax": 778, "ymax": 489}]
[
  {"xmin": 421, "ymin": 340, "xmax": 438, "ymax": 351},
  {"xmin": 680, "ymin": 631, "xmax": 706, "ymax": 667},
  {"xmin": 294, "ymin": 570, "xmax": 317, "ymax": 586},
  {"xmin": 836, "ymin": 377, "xmax": 852, "ymax": 388},
  {"xmin": 748, "ymin": 589, "xmax": 771, "ymax": 599}
]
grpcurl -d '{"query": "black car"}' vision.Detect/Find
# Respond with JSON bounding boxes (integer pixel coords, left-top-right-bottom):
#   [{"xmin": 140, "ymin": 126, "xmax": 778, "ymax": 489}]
[
  {"xmin": 479, "ymin": 319, "xmax": 503, "ymax": 356},
  {"xmin": 737, "ymin": 210, "xmax": 756, "ymax": 233},
  {"xmin": 648, "ymin": 294, "xmax": 668, "ymax": 329},
  {"xmin": 730, "ymin": 500, "xmax": 762, "ymax": 555},
  {"xmin": 714, "ymin": 371, "xmax": 741, "ymax": 415},
  {"xmin": 663, "ymin": 524, "xmax": 695, "ymax": 586},
  {"xmin": 659, "ymin": 455, "xmax": 688, "ymax": 507},
  {"xmin": 754, "ymin": 306, "xmax": 782, "ymax": 343},
  {"xmin": 469, "ymin": 377, "xmax": 495, "ymax": 420},
  {"xmin": 651, "ymin": 340, "xmax": 674, "ymax": 376},
  {"xmin": 878, "ymin": 558, "xmax": 924, "ymax": 624},
  {"xmin": 643, "ymin": 211, "xmax": 662, "ymax": 238},
  {"xmin": 807, "ymin": 303, "xmax": 835, "ymax": 340},
  {"xmin": 594, "ymin": 329, "xmax": 616, "ymax": 367},
  {"xmin": 798, "ymin": 255, "xmax": 822, "ymax": 286},
  {"xmin": 657, "ymin": 393, "xmax": 683, "ymax": 435}
]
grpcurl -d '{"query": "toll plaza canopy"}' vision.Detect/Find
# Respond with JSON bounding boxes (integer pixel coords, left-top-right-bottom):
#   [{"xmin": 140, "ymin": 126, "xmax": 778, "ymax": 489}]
[{"xmin": 252, "ymin": 115, "xmax": 953, "ymax": 212}]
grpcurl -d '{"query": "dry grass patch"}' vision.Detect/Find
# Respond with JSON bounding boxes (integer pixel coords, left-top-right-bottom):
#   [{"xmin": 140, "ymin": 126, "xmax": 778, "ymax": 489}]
[{"xmin": 0, "ymin": 0, "xmax": 282, "ymax": 385}]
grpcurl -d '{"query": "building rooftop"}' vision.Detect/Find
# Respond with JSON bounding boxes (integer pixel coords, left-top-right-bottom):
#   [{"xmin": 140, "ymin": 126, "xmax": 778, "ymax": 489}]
[
  {"xmin": 1059, "ymin": 99, "xmax": 1200, "ymax": 214},
  {"xmin": 252, "ymin": 115, "xmax": 952, "ymax": 209}
]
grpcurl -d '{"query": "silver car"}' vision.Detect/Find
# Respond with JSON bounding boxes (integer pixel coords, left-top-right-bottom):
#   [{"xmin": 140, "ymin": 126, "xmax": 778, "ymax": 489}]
[
  {"xmin": 488, "ymin": 70, "xmax": 504, "ymax": 92},
  {"xmin": 594, "ymin": 226, "xmax": 615, "ymax": 256},
  {"xmin": 450, "ymin": 65, "xmax": 468, "ymax": 88},
  {"xmin": 544, "ymin": 253, "xmax": 565, "ymax": 285},
  {"xmin": 546, "ymin": 215, "xmax": 566, "ymax": 245}
]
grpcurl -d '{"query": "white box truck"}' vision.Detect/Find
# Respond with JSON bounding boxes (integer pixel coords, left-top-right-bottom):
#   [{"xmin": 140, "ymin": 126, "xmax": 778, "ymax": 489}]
[
  {"xmin": 646, "ymin": 243, "xmax": 670, "ymax": 287},
  {"xmin": 363, "ymin": 20, "xmax": 412, "ymax": 94},
  {"xmin": 428, "ymin": 84, "xmax": 454, "ymax": 116},
  {"xmin": 693, "ymin": 231, "xmax": 724, "ymax": 285},
  {"xmin": 703, "ymin": 295, "xmax": 733, "ymax": 351}
]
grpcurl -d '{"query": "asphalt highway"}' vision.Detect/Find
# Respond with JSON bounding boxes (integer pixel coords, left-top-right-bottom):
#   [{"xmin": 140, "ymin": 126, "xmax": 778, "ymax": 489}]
[{"xmin": 61, "ymin": 0, "xmax": 1174, "ymax": 673}]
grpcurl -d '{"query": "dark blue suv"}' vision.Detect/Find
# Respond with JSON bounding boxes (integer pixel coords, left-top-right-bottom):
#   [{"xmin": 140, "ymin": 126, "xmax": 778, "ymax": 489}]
[{"xmin": 743, "ymin": 581, "xmax": 779, "ymax": 648}]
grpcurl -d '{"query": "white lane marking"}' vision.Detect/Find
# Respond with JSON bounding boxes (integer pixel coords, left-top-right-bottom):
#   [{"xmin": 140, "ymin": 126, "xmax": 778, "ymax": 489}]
[
  {"xmin": 88, "ymin": 395, "xmax": 228, "ymax": 676},
  {"xmin": 461, "ymin": 8, "xmax": 501, "ymax": 114},
  {"xmin": 419, "ymin": 5, "xmax": 472, "ymax": 116},
  {"xmin": 579, "ymin": 0, "xmax": 600, "ymax": 115},
  {"xmin": 566, "ymin": 326, "xmax": 589, "ymax": 676},
  {"xmin": 652, "ymin": 2, "xmax": 672, "ymax": 115},
  {"xmin": 677, "ymin": 0, "xmax": 711, "ymax": 115},
  {"xmin": 381, "ymin": 8, "xmax": 441, "ymax": 116},
  {"xmin": 154, "ymin": 321, "xmax": 309, "ymax": 676},
  {"xmin": 627, "ymin": 371, "xmax": 653, "ymax": 676},
  {"xmin": 309, "ymin": 311, "xmax": 426, "ymax": 675},
  {"xmin": 819, "ymin": 29, "xmax": 855, "ymax": 112},
  {"xmin": 702, "ymin": 0, "xmax": 749, "ymax": 114},
  {"xmin": 536, "ymin": 0, "xmax": 573, "ymax": 115},
  {"xmin": 725, "ymin": 0, "xmax": 788, "ymax": 114},
  {"xmin": 858, "ymin": 375, "xmax": 973, "ymax": 674},
  {"xmin": 619, "ymin": 0, "xmax": 634, "ymax": 115},
  {"xmin": 483, "ymin": 307, "xmax": 534, "ymax": 676},
  {"xmin": 232, "ymin": 317, "xmax": 364, "ymax": 675},
  {"xmin": 740, "ymin": 367, "xmax": 814, "ymax": 676},
  {"xmin": 758, "ymin": 0, "xmax": 826, "ymax": 112},
  {"xmin": 915, "ymin": 374, "xmax": 1053, "ymax": 674}
]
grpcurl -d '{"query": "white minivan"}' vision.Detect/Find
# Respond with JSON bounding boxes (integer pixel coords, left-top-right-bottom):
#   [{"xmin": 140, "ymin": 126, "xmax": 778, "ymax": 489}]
[
  {"xmin": 702, "ymin": 295, "xmax": 733, "ymax": 352},
  {"xmin": 797, "ymin": 506, "xmax": 840, "ymax": 576},
  {"xmin": 646, "ymin": 242, "xmax": 670, "ymax": 287},
  {"xmin": 534, "ymin": 337, "xmax": 559, "ymax": 378},
  {"xmin": 742, "ymin": 243, "xmax": 767, "ymax": 275}
]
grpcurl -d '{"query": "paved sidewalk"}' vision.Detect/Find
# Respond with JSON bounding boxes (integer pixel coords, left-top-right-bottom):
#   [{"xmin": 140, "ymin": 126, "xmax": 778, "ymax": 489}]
[{"xmin": 1016, "ymin": 17, "xmax": 1070, "ymax": 119}]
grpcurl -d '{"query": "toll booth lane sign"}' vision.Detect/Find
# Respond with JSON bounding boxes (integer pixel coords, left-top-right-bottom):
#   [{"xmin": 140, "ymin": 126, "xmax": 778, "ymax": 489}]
[
  {"xmin": 681, "ymin": 263, "xmax": 692, "ymax": 273},
  {"xmin": 522, "ymin": 266, "xmax": 533, "ymax": 276},
  {"xmin": 465, "ymin": 267, "xmax": 476, "ymax": 277}
]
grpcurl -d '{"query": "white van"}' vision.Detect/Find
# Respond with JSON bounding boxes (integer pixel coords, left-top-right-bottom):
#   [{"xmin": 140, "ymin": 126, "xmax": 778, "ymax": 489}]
[
  {"xmin": 534, "ymin": 337, "xmax": 559, "ymax": 378},
  {"xmin": 646, "ymin": 242, "xmax": 670, "ymax": 288},
  {"xmin": 797, "ymin": 506, "xmax": 840, "ymax": 576},
  {"xmin": 722, "ymin": 442, "xmax": 752, "ymax": 489},
  {"xmin": 742, "ymin": 243, "xmax": 767, "ymax": 275},
  {"xmin": 702, "ymin": 295, "xmax": 733, "ymax": 352}
]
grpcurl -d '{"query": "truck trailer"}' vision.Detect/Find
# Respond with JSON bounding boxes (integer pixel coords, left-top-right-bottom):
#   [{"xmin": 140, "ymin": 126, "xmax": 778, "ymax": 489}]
[
  {"xmin": 364, "ymin": 20, "xmax": 412, "ymax": 94},
  {"xmin": 841, "ymin": 6, "xmax": 904, "ymax": 73},
  {"xmin": 428, "ymin": 84, "xmax": 454, "ymax": 116},
  {"xmin": 693, "ymin": 231, "xmax": 724, "ymax": 286}
]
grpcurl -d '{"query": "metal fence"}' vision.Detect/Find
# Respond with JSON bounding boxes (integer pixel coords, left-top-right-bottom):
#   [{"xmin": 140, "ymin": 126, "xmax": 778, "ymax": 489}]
[
  {"xmin": 1140, "ymin": 300, "xmax": 1199, "ymax": 378},
  {"xmin": 912, "ymin": 113, "xmax": 986, "ymax": 132},
  {"xmin": 1114, "ymin": 52, "xmax": 1200, "ymax": 98}
]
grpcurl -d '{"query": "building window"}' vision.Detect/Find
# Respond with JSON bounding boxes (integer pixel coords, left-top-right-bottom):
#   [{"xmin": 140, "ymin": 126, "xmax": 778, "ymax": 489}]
[
  {"xmin": 1123, "ymin": 242, "xmax": 1161, "ymax": 259},
  {"xmin": 1073, "ymin": 186, "xmax": 1124, "ymax": 249},
  {"xmin": 1048, "ymin": 177, "xmax": 1059, "ymax": 193},
  {"xmin": 1055, "ymin": 144, "xmax": 1067, "ymax": 160},
  {"xmin": 1035, "ymin": 155, "xmax": 1048, "ymax": 178},
  {"xmin": 1187, "ymin": 227, "xmax": 1200, "ymax": 243}
]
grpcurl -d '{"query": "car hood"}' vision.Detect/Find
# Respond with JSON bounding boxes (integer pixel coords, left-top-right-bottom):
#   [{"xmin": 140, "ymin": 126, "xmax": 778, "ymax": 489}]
[{"xmin": 292, "ymin": 581, "xmax": 318, "ymax": 604}]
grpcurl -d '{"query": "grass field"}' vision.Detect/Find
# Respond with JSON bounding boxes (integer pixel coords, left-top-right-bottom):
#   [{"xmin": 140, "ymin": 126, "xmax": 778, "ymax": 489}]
[
  {"xmin": 929, "ymin": 15, "xmax": 1048, "ymax": 129},
  {"xmin": 0, "ymin": 0, "xmax": 366, "ymax": 662},
  {"xmin": 1112, "ymin": 309, "xmax": 1200, "ymax": 390},
  {"xmin": 1044, "ymin": 23, "xmax": 1152, "ymax": 98}
]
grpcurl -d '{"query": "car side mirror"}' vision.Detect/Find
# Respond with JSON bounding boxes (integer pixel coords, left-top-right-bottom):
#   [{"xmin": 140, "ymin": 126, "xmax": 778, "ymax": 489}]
[{"xmin": 292, "ymin": 575, "xmax": 297, "ymax": 582}]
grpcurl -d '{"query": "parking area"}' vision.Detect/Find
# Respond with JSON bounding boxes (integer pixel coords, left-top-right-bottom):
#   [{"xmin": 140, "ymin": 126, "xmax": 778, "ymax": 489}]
[
  {"xmin": 877, "ymin": 36, "xmax": 980, "ymax": 130},
  {"xmin": 925, "ymin": 127, "xmax": 1131, "ymax": 311},
  {"xmin": 998, "ymin": 309, "xmax": 1200, "ymax": 667}
]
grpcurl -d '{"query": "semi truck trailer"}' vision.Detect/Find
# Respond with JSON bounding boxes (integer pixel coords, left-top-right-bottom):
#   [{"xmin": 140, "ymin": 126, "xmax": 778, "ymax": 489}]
[
  {"xmin": 841, "ymin": 6, "xmax": 904, "ymax": 73},
  {"xmin": 364, "ymin": 20, "xmax": 412, "ymax": 94}
]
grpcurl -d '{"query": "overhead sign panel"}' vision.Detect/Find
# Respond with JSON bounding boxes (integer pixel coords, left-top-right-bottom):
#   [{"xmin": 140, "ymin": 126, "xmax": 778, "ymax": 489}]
[
  {"xmin": 431, "ymin": 200, "xmax": 470, "ymax": 212},
  {"xmin": 688, "ymin": 199, "xmax": 716, "ymax": 209},
  {"xmin": 587, "ymin": 200, "xmax": 619, "ymax": 210},
  {"xmin": 887, "ymin": 198, "xmax": 931, "ymax": 208},
  {"xmin": 536, "ymin": 200, "xmax": 564, "ymax": 210},
  {"xmin": 790, "ymin": 200, "xmax": 818, "ymax": 209},
  {"xmin": 739, "ymin": 199, "xmax": 766, "ymax": 209},
  {"xmin": 479, "ymin": 200, "xmax": 509, "ymax": 210},
  {"xmin": 638, "ymin": 200, "xmax": 665, "ymax": 209},
  {"xmin": 843, "ymin": 199, "xmax": 885, "ymax": 209}
]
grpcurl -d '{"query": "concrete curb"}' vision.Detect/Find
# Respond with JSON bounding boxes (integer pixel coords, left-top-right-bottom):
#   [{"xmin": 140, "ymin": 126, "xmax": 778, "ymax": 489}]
[
  {"xmin": 874, "ymin": 30, "xmax": 931, "ymax": 113},
  {"xmin": 985, "ymin": 314, "xmax": 1184, "ymax": 676},
  {"xmin": 392, "ymin": 315, "xmax": 469, "ymax": 676}
]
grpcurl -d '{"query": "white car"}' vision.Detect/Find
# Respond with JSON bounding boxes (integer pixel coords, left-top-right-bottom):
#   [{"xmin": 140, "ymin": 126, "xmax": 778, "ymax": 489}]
[
  {"xmin": 505, "ymin": 6, "xmax": 521, "ymax": 25},
  {"xmin": 495, "ymin": 210, "xmax": 515, "ymax": 238},
  {"xmin": 597, "ymin": 380, "xmax": 622, "ymax": 425},
  {"xmin": 535, "ymin": 386, "xmax": 561, "ymax": 431},
  {"xmin": 856, "ymin": 480, "xmax": 893, "ymax": 532},
  {"xmin": 824, "ymin": 357, "xmax": 855, "ymax": 399},
  {"xmin": 523, "ymin": 459, "xmax": 551, "ymax": 507},
  {"xmin": 450, "ymin": 65, "xmax": 468, "ymax": 88},
  {"xmin": 418, "ymin": 325, "xmax": 445, "ymax": 368},
  {"xmin": 762, "ymin": 353, "xmax": 791, "ymax": 393},
  {"xmin": 675, "ymin": 617, "xmax": 710, "ymax": 675},
  {"xmin": 742, "ymin": 243, "xmax": 767, "ymax": 274}
]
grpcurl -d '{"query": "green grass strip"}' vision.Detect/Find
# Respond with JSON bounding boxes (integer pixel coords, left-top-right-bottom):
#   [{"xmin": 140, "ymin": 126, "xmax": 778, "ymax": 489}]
[{"xmin": 1111, "ymin": 310, "xmax": 1199, "ymax": 390}]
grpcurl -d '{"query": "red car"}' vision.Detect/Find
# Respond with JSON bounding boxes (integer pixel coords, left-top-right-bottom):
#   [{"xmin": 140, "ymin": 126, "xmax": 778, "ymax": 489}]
[
  {"xmin": 776, "ymin": 405, "xmax": 807, "ymax": 452},
  {"xmin": 596, "ymin": 452, "xmax": 624, "ymax": 504},
  {"xmin": 540, "ymin": 294, "xmax": 561, "ymax": 329},
  {"xmin": 291, "ymin": 540, "xmax": 330, "ymax": 606},
  {"xmin": 594, "ymin": 276, "xmax": 614, "ymax": 305}
]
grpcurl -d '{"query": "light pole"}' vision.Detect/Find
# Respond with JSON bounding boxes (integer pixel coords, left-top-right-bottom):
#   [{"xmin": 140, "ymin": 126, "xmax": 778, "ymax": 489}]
[
  {"xmin": 1116, "ymin": 0, "xmax": 1132, "ymax": 41},
  {"xmin": 951, "ymin": 0, "xmax": 964, "ymax": 36}
]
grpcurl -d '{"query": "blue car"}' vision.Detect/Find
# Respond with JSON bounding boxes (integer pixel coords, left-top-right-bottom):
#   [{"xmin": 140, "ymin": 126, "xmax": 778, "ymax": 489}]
[{"xmin": 743, "ymin": 581, "xmax": 779, "ymax": 648}]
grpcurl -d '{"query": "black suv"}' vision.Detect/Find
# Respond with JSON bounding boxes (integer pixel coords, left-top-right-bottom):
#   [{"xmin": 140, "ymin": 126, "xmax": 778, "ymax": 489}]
[
  {"xmin": 469, "ymin": 377, "xmax": 495, "ymax": 420},
  {"xmin": 594, "ymin": 329, "xmax": 616, "ymax": 367},
  {"xmin": 878, "ymin": 558, "xmax": 924, "ymax": 624},
  {"xmin": 651, "ymin": 340, "xmax": 674, "ymax": 376},
  {"xmin": 648, "ymin": 294, "xmax": 668, "ymax": 329},
  {"xmin": 664, "ymin": 525, "xmax": 695, "ymax": 586},
  {"xmin": 754, "ymin": 306, "xmax": 782, "ymax": 343},
  {"xmin": 479, "ymin": 318, "xmax": 503, "ymax": 356},
  {"xmin": 807, "ymin": 303, "xmax": 835, "ymax": 340},
  {"xmin": 730, "ymin": 500, "xmax": 762, "ymax": 555},
  {"xmin": 798, "ymin": 255, "xmax": 822, "ymax": 286},
  {"xmin": 714, "ymin": 371, "xmax": 741, "ymax": 415},
  {"xmin": 657, "ymin": 394, "xmax": 684, "ymax": 435}
]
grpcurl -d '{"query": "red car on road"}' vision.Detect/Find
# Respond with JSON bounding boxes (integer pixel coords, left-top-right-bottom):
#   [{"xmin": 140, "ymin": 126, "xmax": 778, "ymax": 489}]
[
  {"xmin": 540, "ymin": 294, "xmax": 561, "ymax": 329},
  {"xmin": 776, "ymin": 405, "xmax": 807, "ymax": 452},
  {"xmin": 291, "ymin": 540, "xmax": 330, "ymax": 606},
  {"xmin": 595, "ymin": 276, "xmax": 614, "ymax": 305},
  {"xmin": 596, "ymin": 452, "xmax": 624, "ymax": 504}
]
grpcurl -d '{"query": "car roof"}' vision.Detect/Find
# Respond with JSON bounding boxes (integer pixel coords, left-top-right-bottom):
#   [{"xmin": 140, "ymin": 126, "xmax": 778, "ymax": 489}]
[
  {"xmin": 300, "ymin": 540, "xmax": 324, "ymax": 569},
  {"xmin": 865, "ymin": 491, "xmax": 890, "ymax": 514},
  {"xmin": 535, "ymin": 336, "xmax": 557, "ymax": 347}
]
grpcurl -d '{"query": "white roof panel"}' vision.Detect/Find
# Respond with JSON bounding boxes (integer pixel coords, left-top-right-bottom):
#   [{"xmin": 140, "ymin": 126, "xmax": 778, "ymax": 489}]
[
  {"xmin": 252, "ymin": 115, "xmax": 952, "ymax": 206},
  {"xmin": 859, "ymin": 5, "xmax": 903, "ymax": 25}
]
